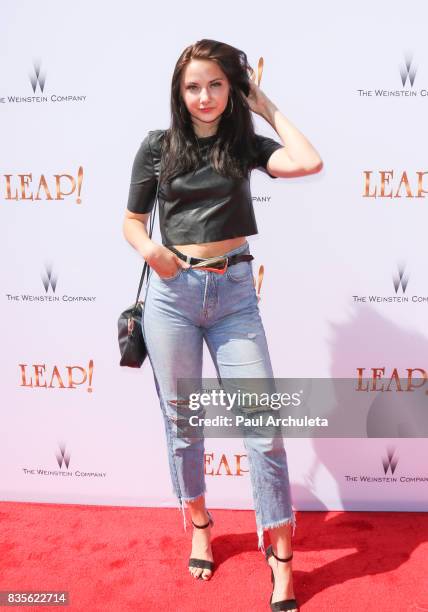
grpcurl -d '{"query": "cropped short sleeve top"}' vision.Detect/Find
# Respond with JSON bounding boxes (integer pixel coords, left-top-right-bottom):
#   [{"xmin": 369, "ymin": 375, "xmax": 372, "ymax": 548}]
[{"xmin": 126, "ymin": 129, "xmax": 283, "ymax": 246}]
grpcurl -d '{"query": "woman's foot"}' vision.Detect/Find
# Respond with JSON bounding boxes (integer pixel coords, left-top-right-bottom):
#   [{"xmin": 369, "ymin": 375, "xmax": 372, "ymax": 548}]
[
  {"xmin": 267, "ymin": 553, "xmax": 297, "ymax": 611},
  {"xmin": 188, "ymin": 511, "xmax": 214, "ymax": 580}
]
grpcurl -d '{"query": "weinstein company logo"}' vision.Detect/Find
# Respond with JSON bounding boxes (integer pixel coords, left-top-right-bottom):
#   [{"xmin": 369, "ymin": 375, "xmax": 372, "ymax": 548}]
[
  {"xmin": 5, "ymin": 264, "xmax": 96, "ymax": 303},
  {"xmin": 0, "ymin": 60, "xmax": 87, "ymax": 106},
  {"xmin": 344, "ymin": 446, "xmax": 427, "ymax": 484},
  {"xmin": 352, "ymin": 264, "xmax": 428, "ymax": 304},
  {"xmin": 22, "ymin": 443, "xmax": 106, "ymax": 478},
  {"xmin": 356, "ymin": 52, "xmax": 428, "ymax": 98},
  {"xmin": 252, "ymin": 195, "xmax": 272, "ymax": 204},
  {"xmin": 382, "ymin": 447, "xmax": 398, "ymax": 475}
]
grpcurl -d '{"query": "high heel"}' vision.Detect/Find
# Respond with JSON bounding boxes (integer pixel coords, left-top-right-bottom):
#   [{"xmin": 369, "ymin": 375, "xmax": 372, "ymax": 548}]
[
  {"xmin": 188, "ymin": 509, "xmax": 214, "ymax": 579},
  {"xmin": 265, "ymin": 544, "xmax": 298, "ymax": 611}
]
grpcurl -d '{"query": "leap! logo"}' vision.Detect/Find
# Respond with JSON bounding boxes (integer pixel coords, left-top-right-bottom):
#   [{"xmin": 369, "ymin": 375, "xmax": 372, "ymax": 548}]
[
  {"xmin": 253, "ymin": 265, "xmax": 264, "ymax": 302},
  {"xmin": 356, "ymin": 367, "xmax": 427, "ymax": 392},
  {"xmin": 2, "ymin": 167, "xmax": 84, "ymax": 204},
  {"xmin": 204, "ymin": 452, "xmax": 248, "ymax": 476},
  {"xmin": 362, "ymin": 170, "xmax": 428, "ymax": 199},
  {"xmin": 19, "ymin": 360, "xmax": 94, "ymax": 393}
]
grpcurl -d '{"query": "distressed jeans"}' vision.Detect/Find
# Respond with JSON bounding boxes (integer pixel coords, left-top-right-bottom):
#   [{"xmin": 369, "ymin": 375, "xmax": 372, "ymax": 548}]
[{"xmin": 141, "ymin": 240, "xmax": 296, "ymax": 553}]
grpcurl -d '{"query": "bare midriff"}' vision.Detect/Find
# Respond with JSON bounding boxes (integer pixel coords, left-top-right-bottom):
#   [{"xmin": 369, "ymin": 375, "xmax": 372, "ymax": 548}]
[{"xmin": 172, "ymin": 236, "xmax": 247, "ymax": 259}]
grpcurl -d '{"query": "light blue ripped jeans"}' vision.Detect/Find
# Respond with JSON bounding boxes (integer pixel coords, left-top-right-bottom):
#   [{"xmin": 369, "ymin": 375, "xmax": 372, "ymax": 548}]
[{"xmin": 141, "ymin": 240, "xmax": 296, "ymax": 553}]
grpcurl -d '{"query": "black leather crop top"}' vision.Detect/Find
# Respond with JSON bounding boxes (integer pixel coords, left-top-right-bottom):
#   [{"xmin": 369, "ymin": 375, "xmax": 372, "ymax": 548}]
[{"xmin": 126, "ymin": 129, "xmax": 283, "ymax": 246}]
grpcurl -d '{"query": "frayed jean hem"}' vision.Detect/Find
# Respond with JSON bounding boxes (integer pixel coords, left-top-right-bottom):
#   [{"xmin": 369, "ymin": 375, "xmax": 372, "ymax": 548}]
[{"xmin": 257, "ymin": 509, "xmax": 297, "ymax": 555}]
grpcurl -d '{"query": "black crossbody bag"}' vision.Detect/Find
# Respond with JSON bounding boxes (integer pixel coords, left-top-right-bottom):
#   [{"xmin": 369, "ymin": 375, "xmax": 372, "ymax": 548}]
[{"xmin": 118, "ymin": 139, "xmax": 164, "ymax": 368}]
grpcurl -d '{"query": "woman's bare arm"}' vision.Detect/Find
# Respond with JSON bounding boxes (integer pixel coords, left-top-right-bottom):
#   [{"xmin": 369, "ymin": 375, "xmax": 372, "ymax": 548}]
[
  {"xmin": 243, "ymin": 77, "xmax": 323, "ymax": 177},
  {"xmin": 122, "ymin": 210, "xmax": 153, "ymax": 258},
  {"xmin": 262, "ymin": 101, "xmax": 323, "ymax": 177}
]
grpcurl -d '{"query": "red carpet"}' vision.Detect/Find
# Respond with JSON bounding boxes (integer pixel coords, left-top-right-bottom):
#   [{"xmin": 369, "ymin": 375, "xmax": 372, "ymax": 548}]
[{"xmin": 0, "ymin": 502, "xmax": 427, "ymax": 611}]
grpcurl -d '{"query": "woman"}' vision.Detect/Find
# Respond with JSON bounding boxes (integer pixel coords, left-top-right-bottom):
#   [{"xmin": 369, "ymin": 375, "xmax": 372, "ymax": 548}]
[{"xmin": 123, "ymin": 39, "xmax": 322, "ymax": 611}]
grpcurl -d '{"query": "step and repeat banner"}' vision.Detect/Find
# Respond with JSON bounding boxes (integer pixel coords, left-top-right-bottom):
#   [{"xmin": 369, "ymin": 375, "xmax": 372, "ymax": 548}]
[{"xmin": 1, "ymin": 0, "xmax": 427, "ymax": 517}]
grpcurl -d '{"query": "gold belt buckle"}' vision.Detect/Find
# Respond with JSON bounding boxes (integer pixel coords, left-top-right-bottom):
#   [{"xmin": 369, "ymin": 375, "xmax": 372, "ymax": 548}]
[{"xmin": 191, "ymin": 256, "xmax": 228, "ymax": 275}]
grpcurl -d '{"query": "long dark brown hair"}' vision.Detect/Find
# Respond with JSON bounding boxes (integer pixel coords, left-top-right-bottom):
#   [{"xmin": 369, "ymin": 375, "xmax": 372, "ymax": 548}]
[{"xmin": 160, "ymin": 39, "xmax": 259, "ymax": 183}]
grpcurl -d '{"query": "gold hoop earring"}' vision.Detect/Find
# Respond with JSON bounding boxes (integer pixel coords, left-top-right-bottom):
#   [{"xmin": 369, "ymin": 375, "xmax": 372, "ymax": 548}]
[{"xmin": 225, "ymin": 96, "xmax": 234, "ymax": 117}]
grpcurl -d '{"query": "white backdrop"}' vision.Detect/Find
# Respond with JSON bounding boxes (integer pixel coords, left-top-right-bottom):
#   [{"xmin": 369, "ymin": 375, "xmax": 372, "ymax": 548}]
[{"xmin": 1, "ymin": 0, "xmax": 427, "ymax": 518}]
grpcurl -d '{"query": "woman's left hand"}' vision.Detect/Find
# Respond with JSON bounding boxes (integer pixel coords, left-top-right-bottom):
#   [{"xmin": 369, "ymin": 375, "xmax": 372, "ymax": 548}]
[{"xmin": 240, "ymin": 70, "xmax": 271, "ymax": 117}]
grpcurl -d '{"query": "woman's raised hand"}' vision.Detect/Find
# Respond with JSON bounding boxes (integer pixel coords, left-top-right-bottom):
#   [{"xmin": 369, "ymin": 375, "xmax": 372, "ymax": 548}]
[{"xmin": 242, "ymin": 57, "xmax": 271, "ymax": 117}]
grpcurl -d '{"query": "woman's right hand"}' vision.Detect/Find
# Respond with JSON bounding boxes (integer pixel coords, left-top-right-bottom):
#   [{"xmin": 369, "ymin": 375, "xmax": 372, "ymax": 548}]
[{"xmin": 145, "ymin": 242, "xmax": 190, "ymax": 279}]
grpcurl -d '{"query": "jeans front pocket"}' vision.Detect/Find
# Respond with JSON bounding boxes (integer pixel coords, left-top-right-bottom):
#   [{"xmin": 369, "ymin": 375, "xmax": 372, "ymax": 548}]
[
  {"xmin": 226, "ymin": 260, "xmax": 252, "ymax": 283},
  {"xmin": 157, "ymin": 266, "xmax": 183, "ymax": 282}
]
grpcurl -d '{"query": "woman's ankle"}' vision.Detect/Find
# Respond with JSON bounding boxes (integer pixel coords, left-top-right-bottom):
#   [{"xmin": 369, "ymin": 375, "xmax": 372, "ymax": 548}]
[{"xmin": 186, "ymin": 496, "xmax": 209, "ymax": 525}]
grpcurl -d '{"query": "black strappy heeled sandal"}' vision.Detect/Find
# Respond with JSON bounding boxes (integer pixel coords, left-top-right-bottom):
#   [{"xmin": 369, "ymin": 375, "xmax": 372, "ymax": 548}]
[
  {"xmin": 265, "ymin": 544, "xmax": 298, "ymax": 611},
  {"xmin": 188, "ymin": 509, "xmax": 214, "ymax": 580}
]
